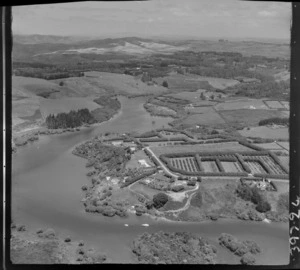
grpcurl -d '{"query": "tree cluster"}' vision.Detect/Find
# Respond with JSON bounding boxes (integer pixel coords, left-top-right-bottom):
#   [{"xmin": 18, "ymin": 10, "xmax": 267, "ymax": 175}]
[
  {"xmin": 258, "ymin": 117, "xmax": 289, "ymax": 126},
  {"xmin": 236, "ymin": 183, "xmax": 271, "ymax": 213},
  {"xmin": 45, "ymin": 108, "xmax": 96, "ymax": 129},
  {"xmin": 152, "ymin": 193, "xmax": 169, "ymax": 209}
]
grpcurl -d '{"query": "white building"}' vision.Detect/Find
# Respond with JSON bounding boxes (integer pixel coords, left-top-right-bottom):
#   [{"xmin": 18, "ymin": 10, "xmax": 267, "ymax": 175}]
[
  {"xmin": 138, "ymin": 159, "xmax": 151, "ymax": 168},
  {"xmin": 111, "ymin": 140, "xmax": 123, "ymax": 146}
]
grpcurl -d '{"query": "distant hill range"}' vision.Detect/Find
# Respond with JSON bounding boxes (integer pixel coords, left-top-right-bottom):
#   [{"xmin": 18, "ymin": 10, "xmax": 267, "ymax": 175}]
[
  {"xmin": 12, "ymin": 35, "xmax": 290, "ymax": 62},
  {"xmin": 13, "ymin": 35, "xmax": 188, "ymax": 62}
]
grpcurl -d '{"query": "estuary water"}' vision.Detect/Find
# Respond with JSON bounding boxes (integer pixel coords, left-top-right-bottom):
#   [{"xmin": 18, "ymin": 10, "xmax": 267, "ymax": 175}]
[{"xmin": 12, "ymin": 96, "xmax": 289, "ymax": 264}]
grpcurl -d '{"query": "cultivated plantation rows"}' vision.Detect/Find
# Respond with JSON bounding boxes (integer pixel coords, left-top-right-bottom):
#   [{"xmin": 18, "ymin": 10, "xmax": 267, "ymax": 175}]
[
  {"xmin": 170, "ymin": 157, "xmax": 198, "ymax": 172},
  {"xmin": 160, "ymin": 150, "xmax": 288, "ymax": 177},
  {"xmin": 243, "ymin": 155, "xmax": 286, "ymax": 175}
]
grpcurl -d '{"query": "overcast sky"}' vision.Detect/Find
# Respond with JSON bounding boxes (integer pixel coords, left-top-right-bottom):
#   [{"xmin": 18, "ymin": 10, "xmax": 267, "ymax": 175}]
[{"xmin": 12, "ymin": 0, "xmax": 291, "ymax": 40}]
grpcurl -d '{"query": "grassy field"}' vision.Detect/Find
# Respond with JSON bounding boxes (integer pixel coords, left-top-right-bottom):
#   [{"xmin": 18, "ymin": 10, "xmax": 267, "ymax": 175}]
[
  {"xmin": 84, "ymin": 71, "xmax": 168, "ymax": 95},
  {"xmin": 180, "ymin": 108, "xmax": 226, "ymax": 127},
  {"xmin": 280, "ymin": 101, "xmax": 290, "ymax": 110},
  {"xmin": 238, "ymin": 126, "xmax": 289, "ymax": 140},
  {"xmin": 276, "ymin": 141, "xmax": 289, "ymax": 151},
  {"xmin": 166, "ymin": 89, "xmax": 206, "ymax": 102},
  {"xmin": 12, "ymin": 76, "xmax": 62, "ymax": 97},
  {"xmin": 278, "ymin": 156, "xmax": 289, "ymax": 172},
  {"xmin": 202, "ymin": 161, "xmax": 219, "ymax": 172},
  {"xmin": 219, "ymin": 109, "xmax": 286, "ymax": 127},
  {"xmin": 214, "ymin": 99, "xmax": 269, "ymax": 111},
  {"xmin": 265, "ymin": 100, "xmax": 285, "ymax": 109},
  {"xmin": 253, "ymin": 142, "xmax": 284, "ymax": 150},
  {"xmin": 150, "ymin": 142, "xmax": 254, "ymax": 156},
  {"xmin": 221, "ymin": 161, "xmax": 243, "ymax": 173},
  {"xmin": 153, "ymin": 73, "xmax": 212, "ymax": 92},
  {"xmin": 130, "ymin": 182, "xmax": 161, "ymax": 200},
  {"xmin": 184, "ymin": 106, "xmax": 215, "ymax": 114},
  {"xmin": 184, "ymin": 75, "xmax": 240, "ymax": 90},
  {"xmin": 39, "ymin": 97, "xmax": 101, "ymax": 118}
]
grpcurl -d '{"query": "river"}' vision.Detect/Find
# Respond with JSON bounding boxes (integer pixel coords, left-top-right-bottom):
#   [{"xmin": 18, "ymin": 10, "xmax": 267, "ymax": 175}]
[{"xmin": 12, "ymin": 96, "xmax": 289, "ymax": 264}]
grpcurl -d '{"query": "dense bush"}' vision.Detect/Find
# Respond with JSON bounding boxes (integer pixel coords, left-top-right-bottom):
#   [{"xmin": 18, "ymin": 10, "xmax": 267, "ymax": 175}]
[
  {"xmin": 162, "ymin": 80, "xmax": 169, "ymax": 88},
  {"xmin": 256, "ymin": 200, "xmax": 271, "ymax": 213},
  {"xmin": 153, "ymin": 193, "xmax": 169, "ymax": 209},
  {"xmin": 172, "ymin": 185, "xmax": 185, "ymax": 192},
  {"xmin": 259, "ymin": 117, "xmax": 289, "ymax": 126},
  {"xmin": 236, "ymin": 183, "xmax": 253, "ymax": 201},
  {"xmin": 236, "ymin": 183, "xmax": 271, "ymax": 212},
  {"xmin": 250, "ymin": 186, "xmax": 264, "ymax": 204},
  {"xmin": 254, "ymin": 173, "xmax": 289, "ymax": 179},
  {"xmin": 240, "ymin": 253, "xmax": 256, "ymax": 265},
  {"xmin": 218, "ymin": 233, "xmax": 261, "ymax": 258},
  {"xmin": 139, "ymin": 138, "xmax": 167, "ymax": 142}
]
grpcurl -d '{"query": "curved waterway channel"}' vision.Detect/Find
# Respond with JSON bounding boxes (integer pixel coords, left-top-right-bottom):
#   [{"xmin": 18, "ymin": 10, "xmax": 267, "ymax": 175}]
[{"xmin": 12, "ymin": 96, "xmax": 289, "ymax": 264}]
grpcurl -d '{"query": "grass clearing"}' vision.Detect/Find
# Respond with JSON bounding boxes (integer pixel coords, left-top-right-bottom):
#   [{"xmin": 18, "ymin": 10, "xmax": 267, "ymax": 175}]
[
  {"xmin": 150, "ymin": 142, "xmax": 254, "ymax": 156},
  {"xmin": 130, "ymin": 182, "xmax": 161, "ymax": 200},
  {"xmin": 84, "ymin": 71, "xmax": 168, "ymax": 95},
  {"xmin": 153, "ymin": 73, "xmax": 213, "ymax": 92},
  {"xmin": 166, "ymin": 89, "xmax": 207, "ymax": 102},
  {"xmin": 221, "ymin": 162, "xmax": 243, "ymax": 173},
  {"xmin": 219, "ymin": 109, "xmax": 285, "ymax": 127},
  {"xmin": 278, "ymin": 156, "xmax": 289, "ymax": 172},
  {"xmin": 280, "ymin": 101, "xmax": 290, "ymax": 110},
  {"xmin": 214, "ymin": 99, "xmax": 269, "ymax": 111},
  {"xmin": 181, "ymin": 108, "xmax": 225, "ymax": 126},
  {"xmin": 12, "ymin": 76, "xmax": 61, "ymax": 97},
  {"xmin": 276, "ymin": 141, "xmax": 289, "ymax": 151},
  {"xmin": 253, "ymin": 142, "xmax": 284, "ymax": 150},
  {"xmin": 202, "ymin": 161, "xmax": 219, "ymax": 173},
  {"xmin": 238, "ymin": 126, "xmax": 289, "ymax": 140},
  {"xmin": 184, "ymin": 106, "xmax": 215, "ymax": 114},
  {"xmin": 265, "ymin": 100, "xmax": 285, "ymax": 109},
  {"xmin": 184, "ymin": 75, "xmax": 240, "ymax": 89}
]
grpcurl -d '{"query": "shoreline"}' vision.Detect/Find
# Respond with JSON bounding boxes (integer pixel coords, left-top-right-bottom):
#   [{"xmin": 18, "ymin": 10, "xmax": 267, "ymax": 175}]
[{"xmin": 12, "ymin": 106, "xmax": 123, "ymax": 153}]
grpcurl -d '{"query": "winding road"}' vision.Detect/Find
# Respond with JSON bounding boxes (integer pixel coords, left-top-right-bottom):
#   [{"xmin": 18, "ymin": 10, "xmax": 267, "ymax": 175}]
[{"xmin": 144, "ymin": 147, "xmax": 179, "ymax": 179}]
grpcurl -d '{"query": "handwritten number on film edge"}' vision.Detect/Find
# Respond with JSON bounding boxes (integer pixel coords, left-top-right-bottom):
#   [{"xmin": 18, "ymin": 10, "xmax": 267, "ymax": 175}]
[{"xmin": 289, "ymin": 196, "xmax": 300, "ymax": 257}]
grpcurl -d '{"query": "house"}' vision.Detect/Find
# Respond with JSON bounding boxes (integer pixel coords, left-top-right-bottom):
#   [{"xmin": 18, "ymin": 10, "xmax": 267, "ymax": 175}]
[
  {"xmin": 138, "ymin": 159, "xmax": 151, "ymax": 168},
  {"xmin": 129, "ymin": 146, "xmax": 136, "ymax": 153},
  {"xmin": 111, "ymin": 140, "xmax": 123, "ymax": 146}
]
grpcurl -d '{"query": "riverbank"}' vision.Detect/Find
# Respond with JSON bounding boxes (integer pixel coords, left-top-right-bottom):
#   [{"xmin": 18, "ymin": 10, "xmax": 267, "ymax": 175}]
[{"xmin": 12, "ymin": 102, "xmax": 123, "ymax": 153}]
